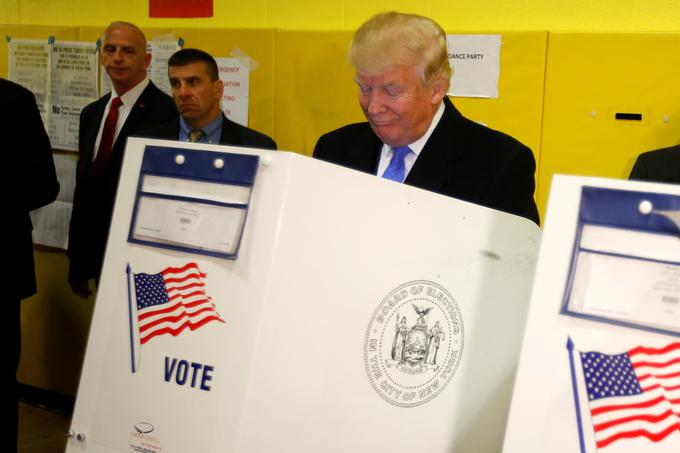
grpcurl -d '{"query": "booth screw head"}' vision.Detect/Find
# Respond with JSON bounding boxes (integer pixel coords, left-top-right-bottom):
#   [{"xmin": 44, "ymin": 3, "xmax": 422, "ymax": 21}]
[{"xmin": 639, "ymin": 200, "xmax": 653, "ymax": 215}]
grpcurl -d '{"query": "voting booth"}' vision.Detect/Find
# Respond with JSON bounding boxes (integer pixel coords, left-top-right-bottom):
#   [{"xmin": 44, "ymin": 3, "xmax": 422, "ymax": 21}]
[
  {"xmin": 503, "ymin": 175, "xmax": 680, "ymax": 453},
  {"xmin": 67, "ymin": 137, "xmax": 540, "ymax": 453}
]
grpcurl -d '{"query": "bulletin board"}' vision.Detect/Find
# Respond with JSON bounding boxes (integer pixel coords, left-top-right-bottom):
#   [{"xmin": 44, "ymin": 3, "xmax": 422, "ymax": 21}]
[
  {"xmin": 0, "ymin": 25, "xmax": 78, "ymax": 81},
  {"xmin": 538, "ymin": 33, "xmax": 680, "ymax": 215}
]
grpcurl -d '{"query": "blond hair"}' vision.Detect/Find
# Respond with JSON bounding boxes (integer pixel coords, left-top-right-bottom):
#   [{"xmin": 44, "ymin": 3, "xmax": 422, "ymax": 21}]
[{"xmin": 349, "ymin": 12, "xmax": 451, "ymax": 89}]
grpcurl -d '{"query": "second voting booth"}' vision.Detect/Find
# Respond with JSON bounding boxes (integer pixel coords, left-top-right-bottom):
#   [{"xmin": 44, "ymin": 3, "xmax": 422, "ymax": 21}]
[
  {"xmin": 504, "ymin": 175, "xmax": 680, "ymax": 453},
  {"xmin": 67, "ymin": 138, "xmax": 540, "ymax": 452}
]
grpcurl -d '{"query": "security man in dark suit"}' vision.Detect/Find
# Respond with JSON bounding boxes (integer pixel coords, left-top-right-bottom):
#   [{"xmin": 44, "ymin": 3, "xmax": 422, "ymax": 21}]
[
  {"xmin": 141, "ymin": 48, "xmax": 276, "ymax": 149},
  {"xmin": 68, "ymin": 22, "xmax": 177, "ymax": 297},
  {"xmin": 630, "ymin": 145, "xmax": 680, "ymax": 183},
  {"xmin": 313, "ymin": 12, "xmax": 539, "ymax": 225},
  {"xmin": 3, "ymin": 77, "xmax": 59, "ymax": 451}
]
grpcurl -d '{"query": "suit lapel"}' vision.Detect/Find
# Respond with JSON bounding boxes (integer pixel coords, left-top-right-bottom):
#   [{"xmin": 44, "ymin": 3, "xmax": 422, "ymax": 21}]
[
  {"xmin": 115, "ymin": 84, "xmax": 154, "ymax": 150},
  {"xmin": 85, "ymin": 95, "xmax": 109, "ymax": 157},
  {"xmin": 354, "ymin": 128, "xmax": 383, "ymax": 175},
  {"xmin": 405, "ymin": 97, "xmax": 465, "ymax": 192},
  {"xmin": 219, "ymin": 115, "xmax": 243, "ymax": 145}
]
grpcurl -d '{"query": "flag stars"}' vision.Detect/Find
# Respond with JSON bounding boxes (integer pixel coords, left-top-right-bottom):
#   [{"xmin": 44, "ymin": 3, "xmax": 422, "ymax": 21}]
[
  {"xmin": 580, "ymin": 351, "xmax": 642, "ymax": 401},
  {"xmin": 134, "ymin": 272, "xmax": 170, "ymax": 309}
]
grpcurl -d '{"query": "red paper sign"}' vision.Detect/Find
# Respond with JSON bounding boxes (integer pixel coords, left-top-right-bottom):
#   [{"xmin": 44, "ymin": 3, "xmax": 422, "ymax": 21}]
[{"xmin": 149, "ymin": 0, "xmax": 213, "ymax": 18}]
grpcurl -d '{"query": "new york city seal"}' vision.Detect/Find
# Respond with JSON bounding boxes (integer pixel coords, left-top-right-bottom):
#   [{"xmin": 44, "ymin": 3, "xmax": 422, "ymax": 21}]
[{"xmin": 364, "ymin": 280, "xmax": 464, "ymax": 407}]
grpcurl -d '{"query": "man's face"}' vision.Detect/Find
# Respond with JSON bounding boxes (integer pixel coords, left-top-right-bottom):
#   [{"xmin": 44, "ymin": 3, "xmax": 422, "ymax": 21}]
[
  {"xmin": 356, "ymin": 65, "xmax": 445, "ymax": 147},
  {"xmin": 169, "ymin": 61, "xmax": 223, "ymax": 130},
  {"xmin": 100, "ymin": 24, "xmax": 150, "ymax": 95}
]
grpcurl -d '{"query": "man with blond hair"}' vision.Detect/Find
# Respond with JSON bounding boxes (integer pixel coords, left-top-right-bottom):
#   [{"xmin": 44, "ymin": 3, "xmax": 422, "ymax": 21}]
[
  {"xmin": 314, "ymin": 12, "xmax": 539, "ymax": 225},
  {"xmin": 68, "ymin": 22, "xmax": 177, "ymax": 297}
]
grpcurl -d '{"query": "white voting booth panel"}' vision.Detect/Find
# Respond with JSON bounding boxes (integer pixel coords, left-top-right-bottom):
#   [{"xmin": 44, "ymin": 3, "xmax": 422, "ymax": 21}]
[
  {"xmin": 503, "ymin": 175, "xmax": 680, "ymax": 453},
  {"xmin": 67, "ymin": 137, "xmax": 540, "ymax": 453}
]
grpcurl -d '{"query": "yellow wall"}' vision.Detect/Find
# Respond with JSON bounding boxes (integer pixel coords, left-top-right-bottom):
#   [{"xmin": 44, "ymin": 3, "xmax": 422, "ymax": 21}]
[
  {"xmin": 537, "ymin": 33, "xmax": 680, "ymax": 214},
  {"xmin": 4, "ymin": 0, "xmax": 680, "ymax": 31}
]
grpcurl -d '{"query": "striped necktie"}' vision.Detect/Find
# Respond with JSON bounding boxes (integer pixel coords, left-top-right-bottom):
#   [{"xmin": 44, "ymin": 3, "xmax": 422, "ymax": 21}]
[{"xmin": 188, "ymin": 129, "xmax": 205, "ymax": 143}]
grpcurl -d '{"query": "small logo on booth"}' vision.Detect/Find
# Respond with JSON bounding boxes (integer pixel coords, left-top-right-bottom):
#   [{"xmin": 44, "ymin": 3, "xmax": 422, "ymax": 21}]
[
  {"xmin": 130, "ymin": 421, "xmax": 161, "ymax": 451},
  {"xmin": 364, "ymin": 280, "xmax": 464, "ymax": 407},
  {"xmin": 134, "ymin": 422, "xmax": 154, "ymax": 434}
]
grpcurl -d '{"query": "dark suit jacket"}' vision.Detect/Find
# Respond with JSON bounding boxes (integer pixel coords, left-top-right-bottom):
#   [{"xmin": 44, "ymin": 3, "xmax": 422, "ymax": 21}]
[
  {"xmin": 68, "ymin": 82, "xmax": 177, "ymax": 282},
  {"xmin": 2, "ymin": 79, "xmax": 59, "ymax": 299},
  {"xmin": 630, "ymin": 145, "xmax": 680, "ymax": 183},
  {"xmin": 139, "ymin": 115, "xmax": 277, "ymax": 150},
  {"xmin": 314, "ymin": 97, "xmax": 540, "ymax": 225}
]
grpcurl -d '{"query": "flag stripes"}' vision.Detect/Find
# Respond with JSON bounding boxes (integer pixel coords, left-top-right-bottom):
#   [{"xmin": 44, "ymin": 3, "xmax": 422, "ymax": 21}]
[
  {"xmin": 579, "ymin": 342, "xmax": 680, "ymax": 449},
  {"xmin": 133, "ymin": 262, "xmax": 224, "ymax": 345}
]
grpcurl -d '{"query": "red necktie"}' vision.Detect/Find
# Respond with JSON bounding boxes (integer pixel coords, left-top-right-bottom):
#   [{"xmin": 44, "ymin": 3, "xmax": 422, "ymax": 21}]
[{"xmin": 92, "ymin": 96, "xmax": 123, "ymax": 176}]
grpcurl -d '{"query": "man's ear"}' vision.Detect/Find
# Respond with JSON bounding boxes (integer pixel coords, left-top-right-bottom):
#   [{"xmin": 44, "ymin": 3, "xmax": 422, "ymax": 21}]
[
  {"xmin": 143, "ymin": 52, "xmax": 151, "ymax": 70},
  {"xmin": 430, "ymin": 74, "xmax": 448, "ymax": 104},
  {"xmin": 214, "ymin": 79, "xmax": 224, "ymax": 99}
]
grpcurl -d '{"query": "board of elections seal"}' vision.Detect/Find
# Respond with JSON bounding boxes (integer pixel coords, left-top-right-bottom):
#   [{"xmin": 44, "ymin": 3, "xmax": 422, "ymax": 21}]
[{"xmin": 364, "ymin": 280, "xmax": 464, "ymax": 407}]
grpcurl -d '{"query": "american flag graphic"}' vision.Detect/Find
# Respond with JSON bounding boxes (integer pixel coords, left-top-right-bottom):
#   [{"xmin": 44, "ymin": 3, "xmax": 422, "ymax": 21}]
[
  {"xmin": 132, "ymin": 262, "xmax": 225, "ymax": 345},
  {"xmin": 578, "ymin": 342, "xmax": 680, "ymax": 449}
]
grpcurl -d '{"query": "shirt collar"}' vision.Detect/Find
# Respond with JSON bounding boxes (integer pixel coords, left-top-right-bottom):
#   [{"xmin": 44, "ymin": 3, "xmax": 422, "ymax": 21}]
[
  {"xmin": 403, "ymin": 101, "xmax": 445, "ymax": 156},
  {"xmin": 179, "ymin": 113, "xmax": 224, "ymax": 143},
  {"xmin": 112, "ymin": 77, "xmax": 150, "ymax": 110}
]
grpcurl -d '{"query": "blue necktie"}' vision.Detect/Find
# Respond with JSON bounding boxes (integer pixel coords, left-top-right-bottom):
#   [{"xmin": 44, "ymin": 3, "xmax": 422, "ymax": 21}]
[{"xmin": 382, "ymin": 146, "xmax": 412, "ymax": 183}]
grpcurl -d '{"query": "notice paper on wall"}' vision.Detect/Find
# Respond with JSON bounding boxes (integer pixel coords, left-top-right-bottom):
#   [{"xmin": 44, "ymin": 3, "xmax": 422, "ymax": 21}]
[
  {"xmin": 8, "ymin": 38, "xmax": 98, "ymax": 151},
  {"xmin": 216, "ymin": 57, "xmax": 250, "ymax": 127},
  {"xmin": 446, "ymin": 34, "xmax": 501, "ymax": 99},
  {"xmin": 8, "ymin": 39, "xmax": 50, "ymax": 124},
  {"xmin": 150, "ymin": 36, "xmax": 181, "ymax": 96},
  {"xmin": 30, "ymin": 153, "xmax": 78, "ymax": 249},
  {"xmin": 49, "ymin": 41, "xmax": 98, "ymax": 151}
]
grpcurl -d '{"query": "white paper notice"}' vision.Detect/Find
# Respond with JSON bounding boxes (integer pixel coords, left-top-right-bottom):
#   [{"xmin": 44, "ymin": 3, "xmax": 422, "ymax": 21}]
[
  {"xmin": 49, "ymin": 41, "xmax": 98, "ymax": 151},
  {"xmin": 216, "ymin": 57, "xmax": 250, "ymax": 127},
  {"xmin": 8, "ymin": 39, "xmax": 50, "ymax": 123},
  {"xmin": 446, "ymin": 34, "xmax": 501, "ymax": 98},
  {"xmin": 133, "ymin": 197, "xmax": 246, "ymax": 255},
  {"xmin": 567, "ymin": 224, "xmax": 680, "ymax": 335},
  {"xmin": 150, "ymin": 37, "xmax": 180, "ymax": 96},
  {"xmin": 30, "ymin": 153, "xmax": 78, "ymax": 249}
]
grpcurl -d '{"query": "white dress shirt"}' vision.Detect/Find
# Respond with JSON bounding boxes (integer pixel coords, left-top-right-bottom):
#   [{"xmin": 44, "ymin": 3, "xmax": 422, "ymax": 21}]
[
  {"xmin": 92, "ymin": 77, "xmax": 151, "ymax": 160},
  {"xmin": 377, "ymin": 101, "xmax": 445, "ymax": 179}
]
